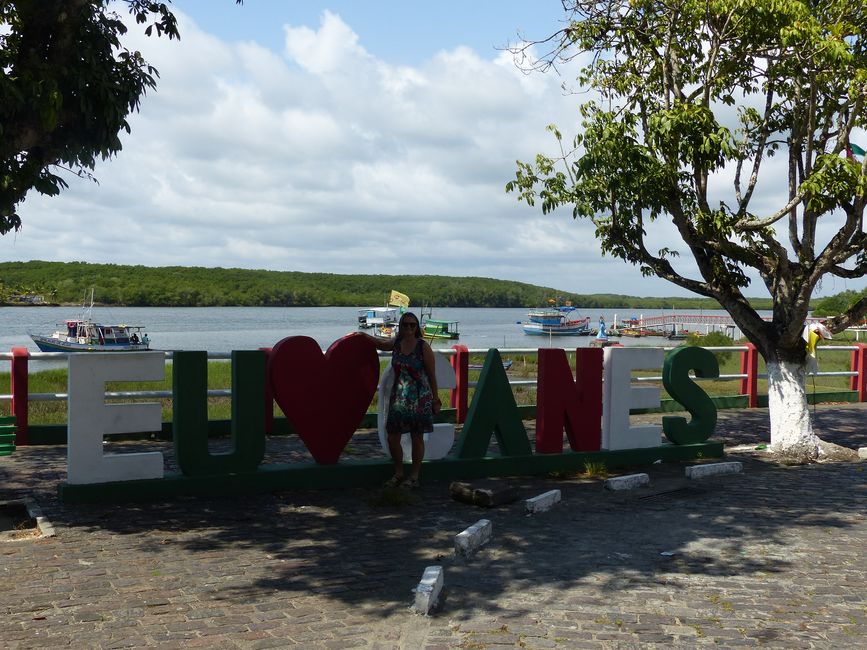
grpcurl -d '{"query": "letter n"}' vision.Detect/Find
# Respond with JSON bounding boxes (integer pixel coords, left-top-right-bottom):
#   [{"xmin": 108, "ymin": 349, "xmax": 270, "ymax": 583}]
[
  {"xmin": 536, "ymin": 348, "xmax": 602, "ymax": 453},
  {"xmin": 174, "ymin": 350, "xmax": 266, "ymax": 476}
]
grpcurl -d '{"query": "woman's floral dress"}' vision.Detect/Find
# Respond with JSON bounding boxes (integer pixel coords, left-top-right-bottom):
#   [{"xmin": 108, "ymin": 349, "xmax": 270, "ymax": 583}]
[{"xmin": 386, "ymin": 338, "xmax": 434, "ymax": 435}]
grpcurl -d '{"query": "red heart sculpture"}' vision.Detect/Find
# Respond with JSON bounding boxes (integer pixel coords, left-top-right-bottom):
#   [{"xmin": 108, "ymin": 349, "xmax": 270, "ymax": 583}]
[{"xmin": 268, "ymin": 334, "xmax": 380, "ymax": 464}]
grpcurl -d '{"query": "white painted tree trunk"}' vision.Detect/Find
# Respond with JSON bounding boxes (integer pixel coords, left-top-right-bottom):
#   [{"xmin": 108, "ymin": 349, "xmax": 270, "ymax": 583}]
[{"xmin": 766, "ymin": 360, "xmax": 820, "ymax": 460}]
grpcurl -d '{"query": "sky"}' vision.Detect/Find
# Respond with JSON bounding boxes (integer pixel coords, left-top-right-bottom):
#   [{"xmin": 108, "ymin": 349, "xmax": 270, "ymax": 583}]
[{"xmin": 3, "ymin": 1, "xmax": 866, "ymax": 299}]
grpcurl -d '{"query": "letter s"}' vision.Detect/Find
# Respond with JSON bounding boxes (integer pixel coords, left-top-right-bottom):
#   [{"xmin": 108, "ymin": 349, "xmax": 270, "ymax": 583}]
[{"xmin": 662, "ymin": 346, "xmax": 718, "ymax": 445}]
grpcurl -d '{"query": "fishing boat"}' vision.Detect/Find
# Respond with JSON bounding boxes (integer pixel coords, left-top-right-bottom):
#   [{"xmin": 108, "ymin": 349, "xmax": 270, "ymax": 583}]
[
  {"xmin": 422, "ymin": 319, "xmax": 460, "ymax": 340},
  {"xmin": 29, "ymin": 291, "xmax": 150, "ymax": 352},
  {"xmin": 357, "ymin": 306, "xmax": 400, "ymax": 331},
  {"xmin": 521, "ymin": 305, "xmax": 591, "ymax": 336},
  {"xmin": 358, "ymin": 290, "xmax": 410, "ymax": 339}
]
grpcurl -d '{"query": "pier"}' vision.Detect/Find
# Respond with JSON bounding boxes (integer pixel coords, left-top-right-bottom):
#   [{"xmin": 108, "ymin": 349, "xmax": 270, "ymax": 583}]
[{"xmin": 615, "ymin": 313, "xmax": 841, "ymax": 338}]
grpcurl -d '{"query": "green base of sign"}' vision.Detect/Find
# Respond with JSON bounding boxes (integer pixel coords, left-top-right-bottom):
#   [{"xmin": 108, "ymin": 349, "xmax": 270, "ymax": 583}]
[{"xmin": 58, "ymin": 440, "xmax": 723, "ymax": 504}]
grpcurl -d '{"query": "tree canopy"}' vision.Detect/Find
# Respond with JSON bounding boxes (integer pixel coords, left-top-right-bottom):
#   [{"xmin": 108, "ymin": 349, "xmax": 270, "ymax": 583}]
[
  {"xmin": 507, "ymin": 0, "xmax": 867, "ymax": 459},
  {"xmin": 0, "ymin": 1, "xmax": 240, "ymax": 235},
  {"xmin": 0, "ymin": 260, "xmax": 759, "ymax": 309},
  {"xmin": 507, "ymin": 0, "xmax": 867, "ymax": 364}
]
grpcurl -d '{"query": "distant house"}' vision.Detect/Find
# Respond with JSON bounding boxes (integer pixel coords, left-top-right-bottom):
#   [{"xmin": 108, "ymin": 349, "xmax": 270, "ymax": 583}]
[{"xmin": 10, "ymin": 293, "xmax": 45, "ymax": 304}]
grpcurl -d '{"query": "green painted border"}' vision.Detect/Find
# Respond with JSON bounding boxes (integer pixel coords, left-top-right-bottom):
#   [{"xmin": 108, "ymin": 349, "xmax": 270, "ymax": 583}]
[{"xmin": 58, "ymin": 440, "xmax": 723, "ymax": 503}]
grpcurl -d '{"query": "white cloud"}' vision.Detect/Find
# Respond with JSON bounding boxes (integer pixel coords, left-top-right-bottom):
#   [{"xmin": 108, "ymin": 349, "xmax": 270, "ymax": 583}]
[{"xmin": 6, "ymin": 8, "xmax": 856, "ymax": 299}]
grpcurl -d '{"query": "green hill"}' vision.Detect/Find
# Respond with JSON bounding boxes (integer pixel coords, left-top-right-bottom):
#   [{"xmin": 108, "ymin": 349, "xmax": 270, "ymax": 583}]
[{"xmin": 0, "ymin": 260, "xmax": 769, "ymax": 309}]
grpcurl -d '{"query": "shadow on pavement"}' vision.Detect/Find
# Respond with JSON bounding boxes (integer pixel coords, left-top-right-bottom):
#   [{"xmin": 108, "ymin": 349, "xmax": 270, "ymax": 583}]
[{"xmin": 1, "ymin": 403, "xmax": 865, "ymax": 622}]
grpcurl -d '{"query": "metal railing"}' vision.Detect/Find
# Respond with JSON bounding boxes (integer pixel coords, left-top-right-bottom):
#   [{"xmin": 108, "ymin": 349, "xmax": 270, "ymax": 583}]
[{"xmin": 3, "ymin": 341, "xmax": 866, "ymax": 444}]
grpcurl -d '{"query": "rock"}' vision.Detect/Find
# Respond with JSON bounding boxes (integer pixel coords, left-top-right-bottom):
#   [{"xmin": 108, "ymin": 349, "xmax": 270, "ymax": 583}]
[{"xmin": 449, "ymin": 480, "xmax": 519, "ymax": 508}]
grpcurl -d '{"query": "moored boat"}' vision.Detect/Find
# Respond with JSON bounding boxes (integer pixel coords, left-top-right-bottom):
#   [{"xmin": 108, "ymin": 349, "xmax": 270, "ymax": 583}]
[
  {"xmin": 422, "ymin": 318, "xmax": 460, "ymax": 340},
  {"xmin": 357, "ymin": 306, "xmax": 400, "ymax": 330},
  {"xmin": 358, "ymin": 290, "xmax": 410, "ymax": 339},
  {"xmin": 31, "ymin": 320, "xmax": 150, "ymax": 352},
  {"xmin": 522, "ymin": 305, "xmax": 591, "ymax": 336},
  {"xmin": 29, "ymin": 289, "xmax": 151, "ymax": 353}
]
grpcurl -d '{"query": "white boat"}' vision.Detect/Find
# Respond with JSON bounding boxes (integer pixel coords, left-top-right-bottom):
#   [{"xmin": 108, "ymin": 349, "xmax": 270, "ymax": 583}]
[
  {"xmin": 357, "ymin": 290, "xmax": 409, "ymax": 339},
  {"xmin": 29, "ymin": 290, "xmax": 151, "ymax": 352},
  {"xmin": 357, "ymin": 306, "xmax": 401, "ymax": 330}
]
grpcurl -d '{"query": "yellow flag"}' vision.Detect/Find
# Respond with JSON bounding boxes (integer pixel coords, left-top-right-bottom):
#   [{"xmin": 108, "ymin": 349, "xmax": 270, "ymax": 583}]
[{"xmin": 388, "ymin": 290, "xmax": 409, "ymax": 308}]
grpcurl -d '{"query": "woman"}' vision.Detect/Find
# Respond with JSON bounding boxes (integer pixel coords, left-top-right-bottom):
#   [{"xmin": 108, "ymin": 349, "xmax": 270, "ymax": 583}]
[{"xmin": 359, "ymin": 312, "xmax": 440, "ymax": 488}]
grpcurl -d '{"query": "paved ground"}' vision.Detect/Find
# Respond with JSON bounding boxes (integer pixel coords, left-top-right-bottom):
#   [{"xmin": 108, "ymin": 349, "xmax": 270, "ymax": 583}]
[{"xmin": 1, "ymin": 404, "xmax": 867, "ymax": 648}]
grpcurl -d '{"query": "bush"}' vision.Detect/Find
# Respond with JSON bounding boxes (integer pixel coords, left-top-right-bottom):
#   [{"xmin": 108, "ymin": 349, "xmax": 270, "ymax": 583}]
[{"xmin": 688, "ymin": 330, "xmax": 735, "ymax": 366}]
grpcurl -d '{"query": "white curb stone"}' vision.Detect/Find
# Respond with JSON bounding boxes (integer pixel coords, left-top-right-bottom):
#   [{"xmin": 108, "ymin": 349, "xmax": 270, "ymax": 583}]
[
  {"xmin": 413, "ymin": 565, "xmax": 444, "ymax": 615},
  {"xmin": 685, "ymin": 462, "xmax": 743, "ymax": 479},
  {"xmin": 604, "ymin": 473, "xmax": 650, "ymax": 491},
  {"xmin": 525, "ymin": 489, "xmax": 561, "ymax": 514},
  {"xmin": 24, "ymin": 498, "xmax": 56, "ymax": 537},
  {"xmin": 858, "ymin": 447, "xmax": 867, "ymax": 460},
  {"xmin": 454, "ymin": 519, "xmax": 492, "ymax": 558}
]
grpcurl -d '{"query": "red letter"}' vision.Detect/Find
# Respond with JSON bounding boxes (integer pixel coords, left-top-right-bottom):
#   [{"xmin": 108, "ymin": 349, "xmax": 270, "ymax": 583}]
[{"xmin": 535, "ymin": 348, "xmax": 602, "ymax": 453}]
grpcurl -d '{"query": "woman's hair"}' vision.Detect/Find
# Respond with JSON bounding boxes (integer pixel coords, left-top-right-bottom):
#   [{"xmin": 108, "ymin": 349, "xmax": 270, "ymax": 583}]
[{"xmin": 397, "ymin": 312, "xmax": 422, "ymax": 340}]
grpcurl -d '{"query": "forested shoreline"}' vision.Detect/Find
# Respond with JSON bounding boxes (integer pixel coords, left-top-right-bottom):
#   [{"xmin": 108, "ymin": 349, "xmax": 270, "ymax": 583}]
[{"xmin": 0, "ymin": 260, "xmax": 777, "ymax": 310}]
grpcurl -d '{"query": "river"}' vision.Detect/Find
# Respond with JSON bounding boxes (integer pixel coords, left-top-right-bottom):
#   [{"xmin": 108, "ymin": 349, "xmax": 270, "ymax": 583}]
[{"xmin": 0, "ymin": 305, "xmax": 750, "ymax": 355}]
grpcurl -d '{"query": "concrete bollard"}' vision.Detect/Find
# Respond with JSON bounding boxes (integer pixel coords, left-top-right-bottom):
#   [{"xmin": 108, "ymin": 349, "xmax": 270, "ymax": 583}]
[
  {"xmin": 685, "ymin": 461, "xmax": 743, "ymax": 479},
  {"xmin": 454, "ymin": 519, "xmax": 492, "ymax": 558},
  {"xmin": 525, "ymin": 489, "xmax": 561, "ymax": 514},
  {"xmin": 413, "ymin": 565, "xmax": 444, "ymax": 615},
  {"xmin": 604, "ymin": 473, "xmax": 650, "ymax": 491}
]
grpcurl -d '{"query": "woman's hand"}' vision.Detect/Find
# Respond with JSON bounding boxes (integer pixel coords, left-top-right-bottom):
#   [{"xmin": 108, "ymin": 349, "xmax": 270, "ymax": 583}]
[{"xmin": 432, "ymin": 396, "xmax": 441, "ymax": 414}]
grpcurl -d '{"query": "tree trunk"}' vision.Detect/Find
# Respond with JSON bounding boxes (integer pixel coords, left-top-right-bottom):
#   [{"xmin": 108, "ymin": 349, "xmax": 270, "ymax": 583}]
[
  {"xmin": 766, "ymin": 359, "xmax": 858, "ymax": 462},
  {"xmin": 766, "ymin": 360, "xmax": 820, "ymax": 461}
]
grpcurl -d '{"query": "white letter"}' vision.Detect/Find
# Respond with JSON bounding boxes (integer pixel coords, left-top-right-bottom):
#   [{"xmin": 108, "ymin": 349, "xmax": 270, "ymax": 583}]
[
  {"xmin": 67, "ymin": 352, "xmax": 164, "ymax": 484},
  {"xmin": 602, "ymin": 347, "xmax": 663, "ymax": 450}
]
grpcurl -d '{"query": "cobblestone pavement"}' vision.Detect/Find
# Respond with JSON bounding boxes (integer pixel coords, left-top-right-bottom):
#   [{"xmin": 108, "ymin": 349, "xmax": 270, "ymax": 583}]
[{"xmin": 1, "ymin": 404, "xmax": 866, "ymax": 648}]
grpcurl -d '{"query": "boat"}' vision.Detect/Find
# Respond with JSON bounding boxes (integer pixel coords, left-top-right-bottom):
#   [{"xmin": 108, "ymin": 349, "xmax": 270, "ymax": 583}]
[
  {"xmin": 29, "ymin": 290, "xmax": 150, "ymax": 352},
  {"xmin": 422, "ymin": 318, "xmax": 460, "ymax": 340},
  {"xmin": 358, "ymin": 290, "xmax": 409, "ymax": 339},
  {"xmin": 521, "ymin": 305, "xmax": 591, "ymax": 336},
  {"xmin": 589, "ymin": 338, "xmax": 622, "ymax": 348},
  {"xmin": 357, "ymin": 306, "xmax": 400, "ymax": 331}
]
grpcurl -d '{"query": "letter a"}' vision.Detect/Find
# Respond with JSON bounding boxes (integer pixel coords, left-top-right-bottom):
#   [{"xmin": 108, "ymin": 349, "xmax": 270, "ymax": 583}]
[{"xmin": 453, "ymin": 349, "xmax": 531, "ymax": 458}]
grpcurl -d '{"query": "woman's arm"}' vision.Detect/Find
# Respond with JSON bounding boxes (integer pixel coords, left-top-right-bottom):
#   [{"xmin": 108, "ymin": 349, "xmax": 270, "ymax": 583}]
[
  {"xmin": 421, "ymin": 341, "xmax": 440, "ymax": 413},
  {"xmin": 355, "ymin": 331, "xmax": 395, "ymax": 351}
]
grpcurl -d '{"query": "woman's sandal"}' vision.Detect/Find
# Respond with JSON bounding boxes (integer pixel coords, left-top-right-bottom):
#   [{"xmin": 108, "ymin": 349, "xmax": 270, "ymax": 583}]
[
  {"xmin": 383, "ymin": 475, "xmax": 404, "ymax": 488},
  {"xmin": 400, "ymin": 478, "xmax": 420, "ymax": 490}
]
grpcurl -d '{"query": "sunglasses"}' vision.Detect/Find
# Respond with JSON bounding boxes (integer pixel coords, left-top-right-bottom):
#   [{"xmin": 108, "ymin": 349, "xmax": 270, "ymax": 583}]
[{"xmin": 401, "ymin": 321, "xmax": 419, "ymax": 329}]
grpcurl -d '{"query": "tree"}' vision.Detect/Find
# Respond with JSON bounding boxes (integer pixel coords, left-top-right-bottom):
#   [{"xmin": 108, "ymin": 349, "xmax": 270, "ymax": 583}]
[
  {"xmin": 0, "ymin": 1, "xmax": 241, "ymax": 235},
  {"xmin": 507, "ymin": 0, "xmax": 867, "ymax": 461}
]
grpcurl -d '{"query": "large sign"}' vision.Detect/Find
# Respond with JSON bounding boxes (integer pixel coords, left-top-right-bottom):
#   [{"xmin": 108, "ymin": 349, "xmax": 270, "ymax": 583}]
[{"xmin": 59, "ymin": 336, "xmax": 723, "ymax": 503}]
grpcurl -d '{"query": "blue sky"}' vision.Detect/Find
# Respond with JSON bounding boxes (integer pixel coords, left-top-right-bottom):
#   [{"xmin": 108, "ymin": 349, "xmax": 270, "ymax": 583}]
[
  {"xmin": 174, "ymin": 1, "xmax": 568, "ymax": 65},
  {"xmin": 2, "ymin": 2, "xmax": 864, "ymax": 299}
]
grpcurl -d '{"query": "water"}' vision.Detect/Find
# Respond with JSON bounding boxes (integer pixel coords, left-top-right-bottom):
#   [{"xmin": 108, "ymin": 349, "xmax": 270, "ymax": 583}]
[{"xmin": 0, "ymin": 305, "xmax": 745, "ymax": 355}]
